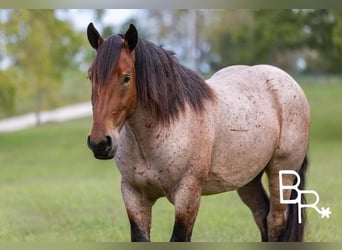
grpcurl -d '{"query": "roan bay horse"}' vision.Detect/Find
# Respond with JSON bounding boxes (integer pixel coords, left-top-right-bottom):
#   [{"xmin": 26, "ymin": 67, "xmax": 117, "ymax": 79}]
[{"xmin": 86, "ymin": 23, "xmax": 310, "ymax": 242}]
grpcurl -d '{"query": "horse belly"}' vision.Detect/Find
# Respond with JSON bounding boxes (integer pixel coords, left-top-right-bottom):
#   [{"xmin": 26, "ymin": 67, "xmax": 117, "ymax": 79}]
[
  {"xmin": 203, "ymin": 135, "xmax": 274, "ymax": 195},
  {"xmin": 202, "ymin": 79, "xmax": 279, "ymax": 195}
]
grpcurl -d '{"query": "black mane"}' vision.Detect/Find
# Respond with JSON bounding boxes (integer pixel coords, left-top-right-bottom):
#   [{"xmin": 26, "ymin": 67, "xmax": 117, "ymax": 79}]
[
  {"xmin": 91, "ymin": 35, "xmax": 216, "ymax": 124},
  {"xmin": 134, "ymin": 38, "xmax": 216, "ymax": 124}
]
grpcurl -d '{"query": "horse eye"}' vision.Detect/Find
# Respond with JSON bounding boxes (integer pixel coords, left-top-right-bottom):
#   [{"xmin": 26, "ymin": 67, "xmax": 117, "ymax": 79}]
[{"xmin": 122, "ymin": 75, "xmax": 131, "ymax": 84}]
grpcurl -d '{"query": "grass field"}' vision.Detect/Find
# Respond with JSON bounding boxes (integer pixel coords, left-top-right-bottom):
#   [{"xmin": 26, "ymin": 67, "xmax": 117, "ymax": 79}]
[{"xmin": 0, "ymin": 77, "xmax": 341, "ymax": 242}]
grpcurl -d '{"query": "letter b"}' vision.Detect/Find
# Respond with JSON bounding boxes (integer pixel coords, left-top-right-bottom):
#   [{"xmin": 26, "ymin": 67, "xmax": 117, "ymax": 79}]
[{"xmin": 279, "ymin": 170, "xmax": 301, "ymax": 204}]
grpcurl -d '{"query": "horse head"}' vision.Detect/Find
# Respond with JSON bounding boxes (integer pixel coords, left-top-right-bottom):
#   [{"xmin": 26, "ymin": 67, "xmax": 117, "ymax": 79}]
[{"xmin": 86, "ymin": 23, "xmax": 138, "ymax": 159}]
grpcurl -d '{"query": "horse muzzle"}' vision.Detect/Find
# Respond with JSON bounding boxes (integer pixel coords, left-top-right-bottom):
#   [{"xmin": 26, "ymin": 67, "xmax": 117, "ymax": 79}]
[{"xmin": 87, "ymin": 134, "xmax": 117, "ymax": 160}]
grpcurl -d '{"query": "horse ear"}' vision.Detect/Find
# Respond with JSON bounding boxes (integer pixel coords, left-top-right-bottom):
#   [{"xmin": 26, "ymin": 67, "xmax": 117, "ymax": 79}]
[
  {"xmin": 87, "ymin": 23, "xmax": 104, "ymax": 50},
  {"xmin": 125, "ymin": 24, "xmax": 138, "ymax": 51}
]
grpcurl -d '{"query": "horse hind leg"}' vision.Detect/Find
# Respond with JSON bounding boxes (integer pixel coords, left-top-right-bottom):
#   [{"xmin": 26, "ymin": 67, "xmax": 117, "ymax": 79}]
[
  {"xmin": 237, "ymin": 171, "xmax": 269, "ymax": 242},
  {"xmin": 265, "ymin": 154, "xmax": 308, "ymax": 242}
]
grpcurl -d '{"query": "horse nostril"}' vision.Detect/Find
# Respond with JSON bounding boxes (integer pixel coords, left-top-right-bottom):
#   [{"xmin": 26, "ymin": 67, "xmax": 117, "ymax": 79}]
[
  {"xmin": 105, "ymin": 135, "xmax": 112, "ymax": 149},
  {"xmin": 87, "ymin": 134, "xmax": 115, "ymax": 159}
]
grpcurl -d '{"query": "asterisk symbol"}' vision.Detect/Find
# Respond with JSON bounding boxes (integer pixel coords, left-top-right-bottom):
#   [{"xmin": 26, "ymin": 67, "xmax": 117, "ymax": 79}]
[{"xmin": 320, "ymin": 207, "xmax": 331, "ymax": 219}]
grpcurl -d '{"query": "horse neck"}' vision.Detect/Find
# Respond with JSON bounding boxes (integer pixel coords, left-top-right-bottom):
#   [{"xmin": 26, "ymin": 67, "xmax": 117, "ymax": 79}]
[{"xmin": 125, "ymin": 102, "xmax": 160, "ymax": 144}]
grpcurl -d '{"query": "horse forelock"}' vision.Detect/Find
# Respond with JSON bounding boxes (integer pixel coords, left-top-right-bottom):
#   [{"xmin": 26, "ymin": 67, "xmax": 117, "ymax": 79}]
[{"xmin": 90, "ymin": 34, "xmax": 123, "ymax": 85}]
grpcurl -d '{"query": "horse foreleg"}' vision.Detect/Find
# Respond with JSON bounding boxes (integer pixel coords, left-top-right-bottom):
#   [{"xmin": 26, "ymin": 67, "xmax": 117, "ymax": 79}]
[
  {"xmin": 170, "ymin": 176, "xmax": 202, "ymax": 242},
  {"xmin": 121, "ymin": 181, "xmax": 154, "ymax": 242},
  {"xmin": 237, "ymin": 171, "xmax": 269, "ymax": 241}
]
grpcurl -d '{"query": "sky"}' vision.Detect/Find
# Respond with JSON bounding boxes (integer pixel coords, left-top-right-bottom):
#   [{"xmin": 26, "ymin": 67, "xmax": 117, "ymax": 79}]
[{"xmin": 55, "ymin": 9, "xmax": 138, "ymax": 31}]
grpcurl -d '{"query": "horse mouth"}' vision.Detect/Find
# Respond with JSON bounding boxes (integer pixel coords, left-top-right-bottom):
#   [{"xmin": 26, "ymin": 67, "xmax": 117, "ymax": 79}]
[
  {"xmin": 93, "ymin": 153, "xmax": 115, "ymax": 160},
  {"xmin": 87, "ymin": 135, "xmax": 117, "ymax": 160}
]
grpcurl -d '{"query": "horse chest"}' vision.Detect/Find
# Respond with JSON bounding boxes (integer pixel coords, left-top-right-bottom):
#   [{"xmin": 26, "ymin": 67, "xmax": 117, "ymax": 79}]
[{"xmin": 116, "ymin": 127, "xmax": 195, "ymax": 197}]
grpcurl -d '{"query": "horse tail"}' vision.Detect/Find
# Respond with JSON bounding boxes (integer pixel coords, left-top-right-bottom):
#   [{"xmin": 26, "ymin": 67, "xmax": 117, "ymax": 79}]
[{"xmin": 279, "ymin": 154, "xmax": 308, "ymax": 241}]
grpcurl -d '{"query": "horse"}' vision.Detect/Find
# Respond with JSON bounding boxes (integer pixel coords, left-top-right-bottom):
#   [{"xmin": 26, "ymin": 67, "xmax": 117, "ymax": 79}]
[{"xmin": 86, "ymin": 23, "xmax": 310, "ymax": 242}]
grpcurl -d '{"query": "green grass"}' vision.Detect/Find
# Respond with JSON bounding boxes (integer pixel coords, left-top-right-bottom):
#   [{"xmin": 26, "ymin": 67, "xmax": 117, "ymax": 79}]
[{"xmin": 0, "ymin": 77, "xmax": 341, "ymax": 242}]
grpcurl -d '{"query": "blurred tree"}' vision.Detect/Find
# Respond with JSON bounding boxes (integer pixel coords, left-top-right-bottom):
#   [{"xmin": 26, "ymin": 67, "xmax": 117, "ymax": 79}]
[
  {"xmin": 207, "ymin": 9, "xmax": 342, "ymax": 74},
  {"xmin": 0, "ymin": 67, "xmax": 19, "ymax": 117},
  {"xmin": 331, "ymin": 10, "xmax": 342, "ymax": 69},
  {"xmin": 139, "ymin": 10, "xmax": 211, "ymax": 73},
  {"xmin": 205, "ymin": 10, "xmax": 254, "ymax": 71},
  {"xmin": 138, "ymin": 10, "xmax": 342, "ymax": 74},
  {"xmin": 207, "ymin": 10, "xmax": 307, "ymax": 73},
  {"xmin": 302, "ymin": 9, "xmax": 342, "ymax": 73},
  {"xmin": 0, "ymin": 10, "xmax": 86, "ymax": 122}
]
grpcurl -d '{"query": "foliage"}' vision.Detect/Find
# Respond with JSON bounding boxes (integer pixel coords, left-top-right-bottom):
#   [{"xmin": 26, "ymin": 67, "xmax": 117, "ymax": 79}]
[
  {"xmin": 207, "ymin": 9, "xmax": 342, "ymax": 74},
  {"xmin": 135, "ymin": 10, "xmax": 342, "ymax": 75},
  {"xmin": 0, "ymin": 10, "xmax": 88, "ymax": 119},
  {"xmin": 0, "ymin": 67, "xmax": 19, "ymax": 117},
  {"xmin": 303, "ymin": 10, "xmax": 342, "ymax": 73},
  {"xmin": 136, "ymin": 10, "xmax": 212, "ymax": 73}
]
